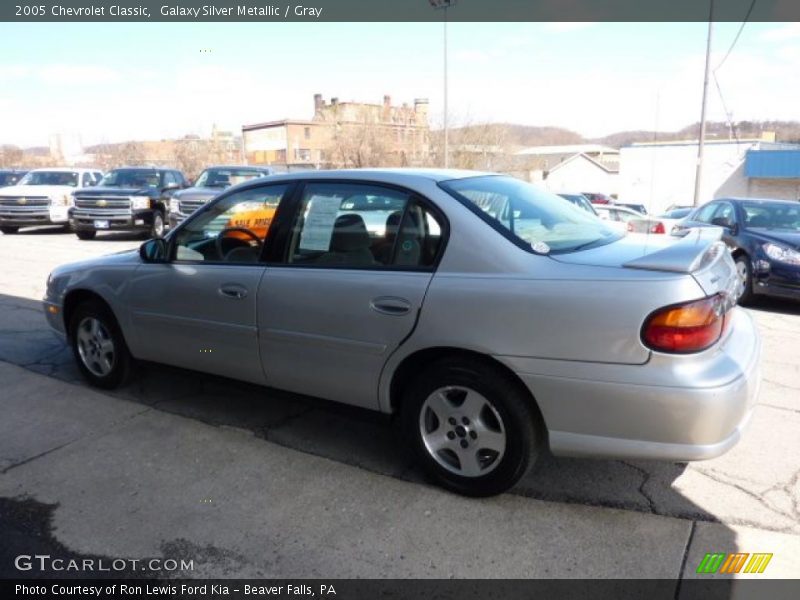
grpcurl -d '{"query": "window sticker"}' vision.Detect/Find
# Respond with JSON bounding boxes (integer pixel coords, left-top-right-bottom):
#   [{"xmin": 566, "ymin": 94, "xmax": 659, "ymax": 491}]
[{"xmin": 300, "ymin": 195, "xmax": 342, "ymax": 251}]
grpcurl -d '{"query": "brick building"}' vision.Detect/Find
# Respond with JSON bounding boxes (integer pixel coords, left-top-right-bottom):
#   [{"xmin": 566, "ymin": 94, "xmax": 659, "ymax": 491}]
[{"xmin": 242, "ymin": 94, "xmax": 430, "ymax": 169}]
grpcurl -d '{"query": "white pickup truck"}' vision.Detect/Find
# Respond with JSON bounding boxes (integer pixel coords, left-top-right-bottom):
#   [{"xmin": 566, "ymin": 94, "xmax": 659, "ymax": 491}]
[{"xmin": 0, "ymin": 167, "xmax": 103, "ymax": 234}]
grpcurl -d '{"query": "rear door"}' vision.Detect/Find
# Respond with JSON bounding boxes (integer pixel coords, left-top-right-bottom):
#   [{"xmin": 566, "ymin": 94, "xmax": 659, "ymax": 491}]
[{"xmin": 257, "ymin": 180, "xmax": 446, "ymax": 409}]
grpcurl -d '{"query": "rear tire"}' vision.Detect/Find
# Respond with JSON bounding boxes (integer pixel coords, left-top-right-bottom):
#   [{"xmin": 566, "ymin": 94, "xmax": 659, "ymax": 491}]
[
  {"xmin": 69, "ymin": 299, "xmax": 134, "ymax": 389},
  {"xmin": 401, "ymin": 357, "xmax": 542, "ymax": 497},
  {"xmin": 1, "ymin": 226, "xmax": 19, "ymax": 234},
  {"xmin": 735, "ymin": 255, "xmax": 754, "ymax": 305},
  {"xmin": 76, "ymin": 230, "xmax": 96, "ymax": 240}
]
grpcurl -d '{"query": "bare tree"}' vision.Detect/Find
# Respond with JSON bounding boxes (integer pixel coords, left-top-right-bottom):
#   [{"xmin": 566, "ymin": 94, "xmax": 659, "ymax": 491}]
[
  {"xmin": 328, "ymin": 108, "xmax": 398, "ymax": 168},
  {"xmin": 0, "ymin": 145, "xmax": 24, "ymax": 168}
]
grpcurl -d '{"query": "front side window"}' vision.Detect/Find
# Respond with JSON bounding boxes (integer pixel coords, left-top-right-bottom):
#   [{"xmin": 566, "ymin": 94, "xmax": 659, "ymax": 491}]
[
  {"xmin": 441, "ymin": 176, "xmax": 619, "ymax": 254},
  {"xmin": 19, "ymin": 171, "xmax": 79, "ymax": 187},
  {"xmin": 173, "ymin": 184, "xmax": 290, "ymax": 263},
  {"xmin": 286, "ymin": 182, "xmax": 444, "ymax": 269}
]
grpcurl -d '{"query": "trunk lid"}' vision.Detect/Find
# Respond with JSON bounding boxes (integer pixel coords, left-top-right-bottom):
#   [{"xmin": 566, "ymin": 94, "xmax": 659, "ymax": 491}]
[{"xmin": 553, "ymin": 228, "xmax": 738, "ymax": 298}]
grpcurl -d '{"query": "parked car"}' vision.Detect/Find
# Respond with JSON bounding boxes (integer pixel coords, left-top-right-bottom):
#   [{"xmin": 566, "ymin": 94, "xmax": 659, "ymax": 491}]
[
  {"xmin": 0, "ymin": 168, "xmax": 103, "ymax": 234},
  {"xmin": 70, "ymin": 167, "xmax": 189, "ymax": 240},
  {"xmin": 593, "ymin": 204, "xmax": 642, "ymax": 233},
  {"xmin": 168, "ymin": 165, "xmax": 276, "ymax": 228},
  {"xmin": 44, "ymin": 170, "xmax": 760, "ymax": 496},
  {"xmin": 0, "ymin": 169, "xmax": 28, "ymax": 188},
  {"xmin": 557, "ymin": 193, "xmax": 598, "ymax": 216},
  {"xmin": 582, "ymin": 192, "xmax": 614, "ymax": 205},
  {"xmin": 673, "ymin": 198, "xmax": 800, "ymax": 303},
  {"xmin": 615, "ymin": 203, "xmax": 648, "ymax": 215},
  {"xmin": 627, "ymin": 206, "xmax": 693, "ymax": 235}
]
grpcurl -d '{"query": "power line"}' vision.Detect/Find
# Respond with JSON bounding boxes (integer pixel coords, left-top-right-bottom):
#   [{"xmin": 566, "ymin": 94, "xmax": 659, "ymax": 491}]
[{"xmin": 714, "ymin": 0, "xmax": 757, "ymax": 71}]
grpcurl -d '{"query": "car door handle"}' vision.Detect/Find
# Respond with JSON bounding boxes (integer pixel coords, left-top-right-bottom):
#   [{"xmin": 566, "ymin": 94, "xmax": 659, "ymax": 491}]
[
  {"xmin": 370, "ymin": 296, "xmax": 411, "ymax": 316},
  {"xmin": 218, "ymin": 284, "xmax": 248, "ymax": 300}
]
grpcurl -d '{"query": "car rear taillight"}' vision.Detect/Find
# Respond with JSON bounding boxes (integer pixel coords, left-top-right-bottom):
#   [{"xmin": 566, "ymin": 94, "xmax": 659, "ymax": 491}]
[
  {"xmin": 642, "ymin": 293, "xmax": 731, "ymax": 354},
  {"xmin": 650, "ymin": 221, "xmax": 666, "ymax": 234}
]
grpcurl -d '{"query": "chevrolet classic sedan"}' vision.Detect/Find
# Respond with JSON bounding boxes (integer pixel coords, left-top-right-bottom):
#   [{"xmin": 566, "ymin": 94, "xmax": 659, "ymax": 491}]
[{"xmin": 43, "ymin": 170, "xmax": 761, "ymax": 496}]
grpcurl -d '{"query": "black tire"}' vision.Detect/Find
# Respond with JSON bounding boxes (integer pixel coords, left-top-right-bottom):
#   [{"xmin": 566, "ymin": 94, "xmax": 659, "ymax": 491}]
[
  {"xmin": 1, "ymin": 226, "xmax": 19, "ymax": 234},
  {"xmin": 401, "ymin": 356, "xmax": 543, "ymax": 497},
  {"xmin": 68, "ymin": 299, "xmax": 134, "ymax": 389},
  {"xmin": 735, "ymin": 255, "xmax": 755, "ymax": 305},
  {"xmin": 150, "ymin": 211, "xmax": 165, "ymax": 239},
  {"xmin": 76, "ymin": 230, "xmax": 96, "ymax": 240},
  {"xmin": 61, "ymin": 222, "xmax": 73, "ymax": 233}
]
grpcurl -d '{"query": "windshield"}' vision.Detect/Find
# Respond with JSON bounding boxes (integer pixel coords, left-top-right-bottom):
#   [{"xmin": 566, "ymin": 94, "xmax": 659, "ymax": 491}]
[
  {"xmin": 18, "ymin": 171, "xmax": 79, "ymax": 187},
  {"xmin": 194, "ymin": 168, "xmax": 267, "ymax": 188},
  {"xmin": 441, "ymin": 176, "xmax": 621, "ymax": 254},
  {"xmin": 741, "ymin": 202, "xmax": 800, "ymax": 231},
  {"xmin": 99, "ymin": 169, "xmax": 161, "ymax": 189}
]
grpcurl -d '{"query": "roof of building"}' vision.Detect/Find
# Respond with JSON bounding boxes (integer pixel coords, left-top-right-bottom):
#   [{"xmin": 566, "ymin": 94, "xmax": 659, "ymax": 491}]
[
  {"xmin": 746, "ymin": 149, "xmax": 800, "ymax": 179},
  {"xmin": 548, "ymin": 153, "xmax": 619, "ymax": 174},
  {"xmin": 516, "ymin": 144, "xmax": 618, "ymax": 156}
]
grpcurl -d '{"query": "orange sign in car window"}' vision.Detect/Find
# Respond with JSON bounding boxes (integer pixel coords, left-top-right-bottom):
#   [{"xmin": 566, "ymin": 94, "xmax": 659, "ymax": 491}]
[{"xmin": 225, "ymin": 205, "xmax": 278, "ymax": 240}]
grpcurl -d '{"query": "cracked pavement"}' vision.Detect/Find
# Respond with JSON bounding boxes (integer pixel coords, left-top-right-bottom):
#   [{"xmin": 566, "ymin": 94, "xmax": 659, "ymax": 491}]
[{"xmin": 1, "ymin": 228, "xmax": 799, "ymax": 581}]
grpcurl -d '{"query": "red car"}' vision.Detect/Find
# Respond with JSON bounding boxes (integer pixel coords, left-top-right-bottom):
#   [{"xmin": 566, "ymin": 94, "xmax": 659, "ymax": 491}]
[{"xmin": 582, "ymin": 192, "xmax": 614, "ymax": 205}]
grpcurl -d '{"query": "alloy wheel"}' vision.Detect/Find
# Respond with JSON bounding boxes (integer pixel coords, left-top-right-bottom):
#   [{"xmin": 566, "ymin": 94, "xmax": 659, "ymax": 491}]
[
  {"xmin": 419, "ymin": 385, "xmax": 507, "ymax": 477},
  {"xmin": 75, "ymin": 317, "xmax": 115, "ymax": 377}
]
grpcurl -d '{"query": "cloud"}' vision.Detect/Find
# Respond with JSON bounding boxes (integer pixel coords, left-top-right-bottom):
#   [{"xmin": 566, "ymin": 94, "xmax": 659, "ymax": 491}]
[
  {"xmin": 760, "ymin": 23, "xmax": 800, "ymax": 42},
  {"xmin": 36, "ymin": 64, "xmax": 121, "ymax": 85}
]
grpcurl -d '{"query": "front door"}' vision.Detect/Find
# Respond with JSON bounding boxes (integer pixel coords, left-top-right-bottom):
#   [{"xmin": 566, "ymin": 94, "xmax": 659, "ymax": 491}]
[
  {"xmin": 127, "ymin": 183, "xmax": 292, "ymax": 384},
  {"xmin": 258, "ymin": 181, "xmax": 446, "ymax": 409}
]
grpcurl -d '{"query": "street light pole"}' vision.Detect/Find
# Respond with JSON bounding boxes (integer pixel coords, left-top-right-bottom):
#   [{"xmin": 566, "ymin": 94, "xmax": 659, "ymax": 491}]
[
  {"xmin": 693, "ymin": 0, "xmax": 715, "ymax": 207},
  {"xmin": 430, "ymin": 0, "xmax": 456, "ymax": 168}
]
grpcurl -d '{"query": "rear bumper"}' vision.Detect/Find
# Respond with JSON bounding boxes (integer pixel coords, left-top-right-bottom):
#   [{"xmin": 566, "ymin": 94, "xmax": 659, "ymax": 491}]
[{"xmin": 498, "ymin": 307, "xmax": 761, "ymax": 461}]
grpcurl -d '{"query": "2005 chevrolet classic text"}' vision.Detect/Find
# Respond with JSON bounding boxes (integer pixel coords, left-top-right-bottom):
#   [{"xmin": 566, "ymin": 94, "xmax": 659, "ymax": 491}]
[{"xmin": 43, "ymin": 170, "xmax": 761, "ymax": 496}]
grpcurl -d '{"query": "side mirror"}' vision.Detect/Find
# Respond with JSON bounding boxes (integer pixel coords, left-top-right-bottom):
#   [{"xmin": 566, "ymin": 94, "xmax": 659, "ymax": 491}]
[
  {"xmin": 163, "ymin": 182, "xmax": 181, "ymax": 192},
  {"xmin": 139, "ymin": 238, "xmax": 168, "ymax": 263}
]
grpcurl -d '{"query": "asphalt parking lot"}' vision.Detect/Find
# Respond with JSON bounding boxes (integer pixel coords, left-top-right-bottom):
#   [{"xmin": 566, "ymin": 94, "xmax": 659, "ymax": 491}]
[{"xmin": 1, "ymin": 227, "xmax": 799, "ymax": 583}]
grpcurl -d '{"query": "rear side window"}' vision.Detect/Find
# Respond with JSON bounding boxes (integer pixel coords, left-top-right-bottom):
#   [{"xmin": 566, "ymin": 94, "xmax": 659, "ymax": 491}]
[{"xmin": 286, "ymin": 182, "xmax": 444, "ymax": 269}]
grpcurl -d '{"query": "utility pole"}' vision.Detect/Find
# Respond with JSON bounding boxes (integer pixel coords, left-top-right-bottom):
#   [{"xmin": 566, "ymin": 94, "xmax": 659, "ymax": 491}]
[
  {"xmin": 693, "ymin": 0, "xmax": 715, "ymax": 206},
  {"xmin": 430, "ymin": 0, "xmax": 456, "ymax": 168}
]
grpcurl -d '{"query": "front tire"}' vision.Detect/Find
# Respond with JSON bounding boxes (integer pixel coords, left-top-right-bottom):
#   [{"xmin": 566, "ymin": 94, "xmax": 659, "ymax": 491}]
[
  {"xmin": 1, "ymin": 226, "xmax": 19, "ymax": 234},
  {"xmin": 401, "ymin": 357, "xmax": 542, "ymax": 497},
  {"xmin": 735, "ymin": 255, "xmax": 754, "ymax": 305},
  {"xmin": 69, "ymin": 300, "xmax": 133, "ymax": 389},
  {"xmin": 150, "ymin": 211, "xmax": 165, "ymax": 239},
  {"xmin": 76, "ymin": 230, "xmax": 96, "ymax": 240}
]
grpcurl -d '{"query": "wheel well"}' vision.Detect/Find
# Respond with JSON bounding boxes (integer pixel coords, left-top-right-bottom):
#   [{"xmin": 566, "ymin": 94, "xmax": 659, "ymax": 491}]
[
  {"xmin": 389, "ymin": 347, "xmax": 548, "ymax": 435},
  {"xmin": 731, "ymin": 248, "xmax": 747, "ymax": 261},
  {"xmin": 62, "ymin": 290, "xmax": 114, "ymax": 337}
]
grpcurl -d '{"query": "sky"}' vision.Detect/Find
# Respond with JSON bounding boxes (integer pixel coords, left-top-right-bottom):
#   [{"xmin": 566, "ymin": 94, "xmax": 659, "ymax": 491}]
[{"xmin": 0, "ymin": 21, "xmax": 799, "ymax": 147}]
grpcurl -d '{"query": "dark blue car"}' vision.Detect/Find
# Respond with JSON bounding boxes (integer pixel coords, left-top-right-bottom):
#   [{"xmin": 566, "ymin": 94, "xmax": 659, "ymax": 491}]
[{"xmin": 674, "ymin": 198, "xmax": 800, "ymax": 304}]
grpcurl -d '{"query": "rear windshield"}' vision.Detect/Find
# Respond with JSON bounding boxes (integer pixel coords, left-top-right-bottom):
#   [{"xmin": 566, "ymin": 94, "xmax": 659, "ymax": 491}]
[{"xmin": 440, "ymin": 176, "xmax": 620, "ymax": 254}]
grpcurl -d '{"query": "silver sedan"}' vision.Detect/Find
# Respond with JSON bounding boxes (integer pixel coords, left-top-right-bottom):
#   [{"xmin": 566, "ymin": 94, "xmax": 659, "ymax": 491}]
[{"xmin": 43, "ymin": 170, "xmax": 761, "ymax": 496}]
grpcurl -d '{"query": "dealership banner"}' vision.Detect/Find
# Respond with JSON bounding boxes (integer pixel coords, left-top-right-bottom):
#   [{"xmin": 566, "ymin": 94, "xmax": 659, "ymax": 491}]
[
  {"xmin": 3, "ymin": 0, "xmax": 800, "ymax": 22},
  {"xmin": 5, "ymin": 579, "xmax": 800, "ymax": 600}
]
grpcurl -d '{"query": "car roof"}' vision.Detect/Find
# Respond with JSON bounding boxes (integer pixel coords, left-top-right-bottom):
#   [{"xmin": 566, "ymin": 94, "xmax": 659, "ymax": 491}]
[
  {"xmin": 225, "ymin": 168, "xmax": 498, "ymax": 194},
  {"xmin": 204, "ymin": 165, "xmax": 273, "ymax": 171},
  {"xmin": 29, "ymin": 167, "xmax": 99, "ymax": 173},
  {"xmin": 719, "ymin": 197, "xmax": 800, "ymax": 206}
]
